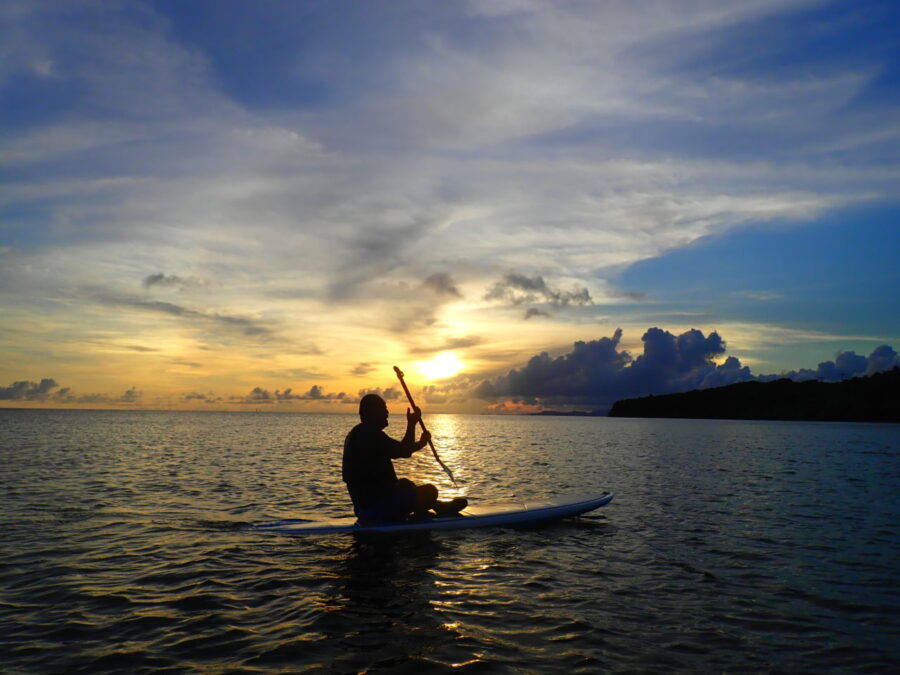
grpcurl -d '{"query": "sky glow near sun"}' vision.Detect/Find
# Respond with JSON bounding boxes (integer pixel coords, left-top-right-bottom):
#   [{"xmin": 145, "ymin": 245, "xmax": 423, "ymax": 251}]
[
  {"xmin": 417, "ymin": 353, "xmax": 465, "ymax": 382},
  {"xmin": 0, "ymin": 0, "xmax": 898, "ymax": 413}
]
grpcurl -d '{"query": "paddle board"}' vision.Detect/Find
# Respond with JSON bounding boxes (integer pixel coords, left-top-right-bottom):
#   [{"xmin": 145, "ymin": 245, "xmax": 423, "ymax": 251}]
[{"xmin": 250, "ymin": 492, "xmax": 613, "ymax": 535}]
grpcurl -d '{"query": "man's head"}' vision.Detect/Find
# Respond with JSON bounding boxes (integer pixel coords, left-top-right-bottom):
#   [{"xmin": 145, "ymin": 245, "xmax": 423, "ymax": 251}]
[{"xmin": 359, "ymin": 393, "xmax": 389, "ymax": 428}]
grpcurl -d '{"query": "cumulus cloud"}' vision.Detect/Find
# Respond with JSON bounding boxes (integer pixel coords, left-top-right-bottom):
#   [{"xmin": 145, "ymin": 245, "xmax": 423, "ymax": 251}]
[
  {"xmin": 1, "ymin": 2, "xmax": 896, "ymax": 406},
  {"xmin": 0, "ymin": 378, "xmax": 66, "ymax": 400},
  {"xmin": 475, "ymin": 328, "xmax": 632, "ymax": 409},
  {"xmin": 422, "ymin": 380, "xmax": 476, "ymax": 406},
  {"xmin": 357, "ymin": 387, "xmax": 402, "ymax": 402},
  {"xmin": 231, "ymin": 385, "xmax": 348, "ymax": 404},
  {"xmin": 0, "ymin": 381, "xmax": 147, "ymax": 405},
  {"xmin": 773, "ymin": 346, "xmax": 900, "ymax": 383},
  {"xmin": 866, "ymin": 345, "xmax": 900, "ymax": 375},
  {"xmin": 474, "ymin": 327, "xmax": 900, "ymax": 413}
]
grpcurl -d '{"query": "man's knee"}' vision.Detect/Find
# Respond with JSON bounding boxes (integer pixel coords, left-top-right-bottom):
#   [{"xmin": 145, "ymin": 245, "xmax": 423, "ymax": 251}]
[{"xmin": 415, "ymin": 483, "xmax": 438, "ymax": 505}]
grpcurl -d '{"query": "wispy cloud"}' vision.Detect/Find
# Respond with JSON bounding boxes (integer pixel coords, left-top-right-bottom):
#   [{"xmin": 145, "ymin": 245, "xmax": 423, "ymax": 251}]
[
  {"xmin": 408, "ymin": 335, "xmax": 483, "ymax": 356},
  {"xmin": 142, "ymin": 273, "xmax": 210, "ymax": 292},
  {"xmin": 1, "ymin": 1, "xmax": 897, "ymax": 408},
  {"xmin": 101, "ymin": 296, "xmax": 275, "ymax": 339},
  {"xmin": 733, "ymin": 290, "xmax": 784, "ymax": 301}
]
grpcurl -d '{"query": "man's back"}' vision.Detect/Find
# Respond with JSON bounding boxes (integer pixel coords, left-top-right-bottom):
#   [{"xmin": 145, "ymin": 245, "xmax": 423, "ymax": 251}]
[{"xmin": 342, "ymin": 422, "xmax": 399, "ymax": 511}]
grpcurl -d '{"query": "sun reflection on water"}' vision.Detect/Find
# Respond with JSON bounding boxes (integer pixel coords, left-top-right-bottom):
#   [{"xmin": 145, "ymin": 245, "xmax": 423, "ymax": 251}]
[{"xmin": 403, "ymin": 414, "xmax": 468, "ymax": 498}]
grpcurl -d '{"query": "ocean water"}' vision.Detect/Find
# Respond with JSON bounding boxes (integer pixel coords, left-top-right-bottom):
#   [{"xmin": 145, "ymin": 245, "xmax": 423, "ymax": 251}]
[{"xmin": 1, "ymin": 409, "xmax": 898, "ymax": 673}]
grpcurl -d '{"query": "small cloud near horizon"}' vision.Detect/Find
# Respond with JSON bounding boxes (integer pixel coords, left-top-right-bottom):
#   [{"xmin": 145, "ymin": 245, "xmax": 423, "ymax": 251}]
[{"xmin": 4, "ymin": 332, "xmax": 896, "ymax": 412}]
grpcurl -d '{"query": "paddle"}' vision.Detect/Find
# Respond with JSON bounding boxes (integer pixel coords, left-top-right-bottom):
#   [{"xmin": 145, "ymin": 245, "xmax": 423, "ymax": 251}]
[{"xmin": 393, "ymin": 365, "xmax": 457, "ymax": 485}]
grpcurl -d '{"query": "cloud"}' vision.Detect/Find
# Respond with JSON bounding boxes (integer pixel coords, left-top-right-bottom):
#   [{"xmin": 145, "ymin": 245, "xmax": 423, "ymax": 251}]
[
  {"xmin": 125, "ymin": 345, "xmax": 160, "ymax": 352},
  {"xmin": 408, "ymin": 335, "xmax": 482, "ymax": 356},
  {"xmin": 0, "ymin": 380, "xmax": 145, "ymax": 405},
  {"xmin": 103, "ymin": 296, "xmax": 275, "ymax": 339},
  {"xmin": 231, "ymin": 384, "xmax": 348, "ymax": 404},
  {"xmin": 183, "ymin": 391, "xmax": 221, "ymax": 403},
  {"xmin": 774, "ymin": 346, "xmax": 899, "ymax": 383},
  {"xmin": 327, "ymin": 219, "xmax": 448, "ymax": 301},
  {"xmin": 421, "ymin": 272, "xmax": 463, "ymax": 298},
  {"xmin": 0, "ymin": 378, "xmax": 64, "ymax": 400},
  {"xmin": 474, "ymin": 327, "xmax": 899, "ymax": 413},
  {"xmin": 475, "ymin": 328, "xmax": 632, "ymax": 410},
  {"xmin": 485, "ymin": 273, "xmax": 592, "ymax": 319},
  {"xmin": 356, "ymin": 273, "xmax": 468, "ymax": 336},
  {"xmin": 486, "ymin": 273, "xmax": 592, "ymax": 307},
  {"xmin": 142, "ymin": 273, "xmax": 209, "ymax": 292},
  {"xmin": 523, "ymin": 308, "xmax": 550, "ymax": 320},
  {"xmin": 486, "ymin": 400, "xmax": 543, "ymax": 414},
  {"xmin": 734, "ymin": 290, "xmax": 784, "ymax": 301},
  {"xmin": 866, "ymin": 345, "xmax": 900, "ymax": 375},
  {"xmin": 357, "ymin": 387, "xmax": 402, "ymax": 402},
  {"xmin": 0, "ymin": 1, "xmax": 896, "ymax": 406},
  {"xmin": 609, "ymin": 289, "xmax": 647, "ymax": 302},
  {"xmin": 120, "ymin": 386, "xmax": 141, "ymax": 403},
  {"xmin": 351, "ymin": 362, "xmax": 375, "ymax": 376},
  {"xmin": 54, "ymin": 389, "xmax": 139, "ymax": 404}
]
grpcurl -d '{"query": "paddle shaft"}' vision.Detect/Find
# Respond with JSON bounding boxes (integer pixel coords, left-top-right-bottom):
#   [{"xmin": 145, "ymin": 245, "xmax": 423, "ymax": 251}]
[{"xmin": 393, "ymin": 366, "xmax": 456, "ymax": 484}]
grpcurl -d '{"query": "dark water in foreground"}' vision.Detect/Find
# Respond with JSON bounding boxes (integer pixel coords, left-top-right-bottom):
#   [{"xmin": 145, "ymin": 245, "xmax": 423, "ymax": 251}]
[{"xmin": 1, "ymin": 409, "xmax": 898, "ymax": 673}]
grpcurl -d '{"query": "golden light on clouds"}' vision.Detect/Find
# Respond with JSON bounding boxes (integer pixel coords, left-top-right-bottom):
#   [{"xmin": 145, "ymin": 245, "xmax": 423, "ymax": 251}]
[
  {"xmin": 416, "ymin": 352, "xmax": 464, "ymax": 381},
  {"xmin": 2, "ymin": 2, "xmax": 896, "ymax": 414}
]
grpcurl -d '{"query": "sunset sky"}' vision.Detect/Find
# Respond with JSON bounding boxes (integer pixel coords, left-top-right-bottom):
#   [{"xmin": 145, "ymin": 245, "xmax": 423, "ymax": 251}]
[{"xmin": 2, "ymin": 0, "xmax": 898, "ymax": 412}]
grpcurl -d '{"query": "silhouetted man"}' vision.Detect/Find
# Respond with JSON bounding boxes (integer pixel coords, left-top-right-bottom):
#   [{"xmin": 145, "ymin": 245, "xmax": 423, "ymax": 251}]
[{"xmin": 343, "ymin": 393, "xmax": 466, "ymax": 524}]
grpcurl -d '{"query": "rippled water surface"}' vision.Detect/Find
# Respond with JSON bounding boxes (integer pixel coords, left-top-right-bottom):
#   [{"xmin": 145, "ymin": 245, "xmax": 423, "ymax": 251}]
[{"xmin": 1, "ymin": 409, "xmax": 898, "ymax": 673}]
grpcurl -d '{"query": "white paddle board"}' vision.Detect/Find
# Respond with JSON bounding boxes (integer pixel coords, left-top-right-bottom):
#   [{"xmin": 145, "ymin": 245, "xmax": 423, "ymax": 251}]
[{"xmin": 250, "ymin": 492, "xmax": 613, "ymax": 535}]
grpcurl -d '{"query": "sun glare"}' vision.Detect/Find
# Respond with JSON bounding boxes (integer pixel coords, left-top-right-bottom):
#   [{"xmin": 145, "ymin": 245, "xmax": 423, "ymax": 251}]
[{"xmin": 417, "ymin": 352, "xmax": 464, "ymax": 380}]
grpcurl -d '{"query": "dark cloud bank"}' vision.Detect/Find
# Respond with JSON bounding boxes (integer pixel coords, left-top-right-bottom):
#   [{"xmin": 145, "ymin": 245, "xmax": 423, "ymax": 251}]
[
  {"xmin": 6, "ymin": 329, "xmax": 896, "ymax": 413},
  {"xmin": 0, "ymin": 379, "xmax": 140, "ymax": 405},
  {"xmin": 474, "ymin": 328, "xmax": 900, "ymax": 415}
]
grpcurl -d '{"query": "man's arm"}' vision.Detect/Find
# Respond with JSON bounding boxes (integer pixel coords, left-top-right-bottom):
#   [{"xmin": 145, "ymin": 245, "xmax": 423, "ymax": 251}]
[{"xmin": 394, "ymin": 406, "xmax": 431, "ymax": 458}]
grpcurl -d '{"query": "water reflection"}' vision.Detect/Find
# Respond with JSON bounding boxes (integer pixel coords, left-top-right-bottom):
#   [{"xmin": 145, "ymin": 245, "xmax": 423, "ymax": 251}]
[
  {"xmin": 5, "ymin": 411, "xmax": 898, "ymax": 673},
  {"xmin": 316, "ymin": 534, "xmax": 462, "ymax": 671},
  {"xmin": 426, "ymin": 415, "xmax": 462, "ymax": 460},
  {"xmin": 404, "ymin": 414, "xmax": 469, "ymax": 501}
]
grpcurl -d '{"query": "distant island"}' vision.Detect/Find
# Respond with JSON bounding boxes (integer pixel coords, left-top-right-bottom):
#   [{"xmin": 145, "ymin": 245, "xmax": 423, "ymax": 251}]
[{"xmin": 608, "ymin": 368, "xmax": 899, "ymax": 423}]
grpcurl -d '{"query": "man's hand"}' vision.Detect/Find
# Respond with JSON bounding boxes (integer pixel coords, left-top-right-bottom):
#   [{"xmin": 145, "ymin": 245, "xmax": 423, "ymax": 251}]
[
  {"xmin": 418, "ymin": 430, "xmax": 431, "ymax": 448},
  {"xmin": 406, "ymin": 406, "xmax": 422, "ymax": 426}
]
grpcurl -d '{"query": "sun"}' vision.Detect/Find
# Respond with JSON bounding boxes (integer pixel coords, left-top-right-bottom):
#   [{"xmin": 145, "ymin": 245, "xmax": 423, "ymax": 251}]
[{"xmin": 417, "ymin": 352, "xmax": 464, "ymax": 380}]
